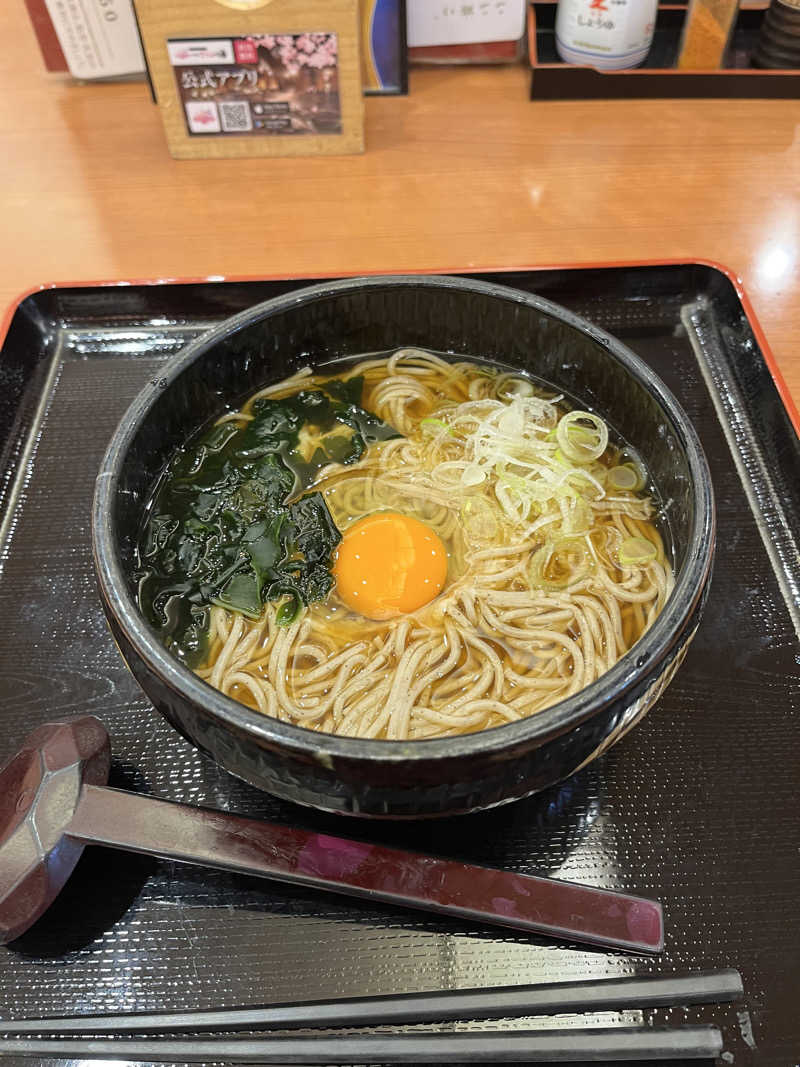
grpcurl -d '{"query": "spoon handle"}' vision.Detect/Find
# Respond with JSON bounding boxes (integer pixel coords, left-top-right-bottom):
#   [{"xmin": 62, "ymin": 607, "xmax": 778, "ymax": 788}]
[{"xmin": 68, "ymin": 783, "xmax": 663, "ymax": 952}]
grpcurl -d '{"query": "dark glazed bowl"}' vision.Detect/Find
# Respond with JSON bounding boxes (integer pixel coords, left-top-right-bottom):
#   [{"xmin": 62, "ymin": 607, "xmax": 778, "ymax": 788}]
[{"xmin": 93, "ymin": 275, "xmax": 715, "ymax": 818}]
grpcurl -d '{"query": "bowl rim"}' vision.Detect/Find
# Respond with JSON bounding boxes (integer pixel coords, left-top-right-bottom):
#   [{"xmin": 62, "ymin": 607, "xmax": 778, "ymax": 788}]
[{"xmin": 92, "ymin": 273, "xmax": 715, "ymax": 764}]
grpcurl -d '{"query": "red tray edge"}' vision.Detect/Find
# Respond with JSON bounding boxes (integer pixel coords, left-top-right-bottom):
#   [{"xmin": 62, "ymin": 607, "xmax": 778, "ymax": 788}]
[{"xmin": 2, "ymin": 258, "xmax": 797, "ymax": 437}]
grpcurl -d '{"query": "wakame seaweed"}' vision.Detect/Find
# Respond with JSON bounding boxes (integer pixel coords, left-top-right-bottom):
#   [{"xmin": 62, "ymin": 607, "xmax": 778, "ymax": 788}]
[{"xmin": 136, "ymin": 377, "xmax": 399, "ymax": 667}]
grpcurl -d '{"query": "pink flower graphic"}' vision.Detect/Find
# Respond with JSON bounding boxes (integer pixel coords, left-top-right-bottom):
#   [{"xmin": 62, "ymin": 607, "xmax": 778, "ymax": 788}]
[{"xmin": 248, "ymin": 32, "xmax": 338, "ymax": 70}]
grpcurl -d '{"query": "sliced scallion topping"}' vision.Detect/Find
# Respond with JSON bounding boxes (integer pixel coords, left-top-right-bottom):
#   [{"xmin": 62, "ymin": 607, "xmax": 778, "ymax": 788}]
[
  {"xmin": 461, "ymin": 463, "xmax": 487, "ymax": 487},
  {"xmin": 556, "ymin": 411, "xmax": 609, "ymax": 465},
  {"xmin": 608, "ymin": 464, "xmax": 639, "ymax": 491},
  {"xmin": 495, "ymin": 374, "xmax": 535, "ymax": 399},
  {"xmin": 619, "ymin": 449, "xmax": 648, "ymax": 491},
  {"xmin": 420, "ymin": 417, "xmax": 453, "ymax": 435},
  {"xmin": 618, "ymin": 536, "xmax": 657, "ymax": 566}
]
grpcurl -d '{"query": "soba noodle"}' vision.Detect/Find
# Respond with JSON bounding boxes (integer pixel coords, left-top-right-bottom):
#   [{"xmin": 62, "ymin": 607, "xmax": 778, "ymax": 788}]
[{"xmin": 186, "ymin": 350, "xmax": 674, "ymax": 740}]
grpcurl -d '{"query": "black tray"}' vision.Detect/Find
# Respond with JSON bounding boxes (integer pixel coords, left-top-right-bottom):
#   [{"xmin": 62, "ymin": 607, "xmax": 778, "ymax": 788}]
[{"xmin": 0, "ymin": 263, "xmax": 798, "ymax": 1066}]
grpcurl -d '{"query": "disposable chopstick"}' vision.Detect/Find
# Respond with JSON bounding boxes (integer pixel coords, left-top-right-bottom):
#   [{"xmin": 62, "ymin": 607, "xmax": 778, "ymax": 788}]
[
  {"xmin": 0, "ymin": 969, "xmax": 742, "ymax": 1035},
  {"xmin": 0, "ymin": 1026, "xmax": 724, "ymax": 1063}
]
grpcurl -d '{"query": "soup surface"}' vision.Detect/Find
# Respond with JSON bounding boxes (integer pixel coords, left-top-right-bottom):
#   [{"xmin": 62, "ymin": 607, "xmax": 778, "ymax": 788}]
[{"xmin": 138, "ymin": 350, "xmax": 673, "ymax": 740}]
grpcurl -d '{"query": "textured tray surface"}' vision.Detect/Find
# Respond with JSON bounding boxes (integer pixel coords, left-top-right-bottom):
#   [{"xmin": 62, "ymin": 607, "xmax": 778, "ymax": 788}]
[{"xmin": 0, "ymin": 265, "xmax": 798, "ymax": 1065}]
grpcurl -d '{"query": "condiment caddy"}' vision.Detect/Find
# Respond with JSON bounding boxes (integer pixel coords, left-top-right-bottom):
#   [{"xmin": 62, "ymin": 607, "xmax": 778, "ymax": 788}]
[{"xmin": 530, "ymin": 0, "xmax": 800, "ymax": 96}]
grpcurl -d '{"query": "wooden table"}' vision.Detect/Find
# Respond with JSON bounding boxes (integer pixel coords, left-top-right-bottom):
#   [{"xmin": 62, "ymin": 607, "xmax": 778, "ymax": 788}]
[{"xmin": 2, "ymin": 1, "xmax": 798, "ymax": 411}]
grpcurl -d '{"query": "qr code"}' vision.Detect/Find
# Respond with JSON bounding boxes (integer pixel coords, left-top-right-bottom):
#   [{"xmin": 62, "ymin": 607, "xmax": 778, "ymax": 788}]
[{"xmin": 219, "ymin": 101, "xmax": 252, "ymax": 133}]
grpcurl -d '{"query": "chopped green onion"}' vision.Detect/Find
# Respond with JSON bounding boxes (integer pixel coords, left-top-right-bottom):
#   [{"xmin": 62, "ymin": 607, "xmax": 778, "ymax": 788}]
[
  {"xmin": 618, "ymin": 536, "xmax": 657, "ymax": 566},
  {"xmin": 619, "ymin": 449, "xmax": 648, "ymax": 491},
  {"xmin": 420, "ymin": 417, "xmax": 453, "ymax": 435},
  {"xmin": 495, "ymin": 374, "xmax": 535, "ymax": 399},
  {"xmin": 622, "ymin": 450, "xmax": 648, "ymax": 490},
  {"xmin": 496, "ymin": 463, "xmax": 536, "ymax": 494},
  {"xmin": 498, "ymin": 402, "xmax": 525, "ymax": 437},
  {"xmin": 461, "ymin": 464, "xmax": 487, "ymax": 487},
  {"xmin": 556, "ymin": 411, "xmax": 609, "ymax": 465},
  {"xmin": 608, "ymin": 465, "xmax": 639, "ymax": 491},
  {"xmin": 431, "ymin": 461, "xmax": 467, "ymax": 487},
  {"xmin": 435, "ymin": 395, "xmax": 624, "ymax": 537},
  {"xmin": 562, "ymin": 467, "xmax": 606, "ymax": 498}
]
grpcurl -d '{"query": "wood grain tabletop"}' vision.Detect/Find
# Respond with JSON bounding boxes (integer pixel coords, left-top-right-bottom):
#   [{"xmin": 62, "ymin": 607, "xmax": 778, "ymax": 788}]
[{"xmin": 1, "ymin": 1, "xmax": 798, "ymax": 408}]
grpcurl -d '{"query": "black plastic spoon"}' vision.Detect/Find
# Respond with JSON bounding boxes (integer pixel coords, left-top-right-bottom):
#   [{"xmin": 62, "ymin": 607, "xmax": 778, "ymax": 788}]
[{"xmin": 0, "ymin": 715, "xmax": 663, "ymax": 952}]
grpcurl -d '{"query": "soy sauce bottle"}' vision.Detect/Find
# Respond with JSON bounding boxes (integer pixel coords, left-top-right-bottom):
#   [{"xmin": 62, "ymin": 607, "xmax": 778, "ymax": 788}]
[{"xmin": 555, "ymin": 0, "xmax": 658, "ymax": 69}]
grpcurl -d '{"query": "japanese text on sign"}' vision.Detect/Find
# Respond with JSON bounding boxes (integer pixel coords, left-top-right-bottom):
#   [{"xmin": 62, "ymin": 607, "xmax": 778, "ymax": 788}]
[{"xmin": 406, "ymin": 0, "xmax": 526, "ymax": 47}]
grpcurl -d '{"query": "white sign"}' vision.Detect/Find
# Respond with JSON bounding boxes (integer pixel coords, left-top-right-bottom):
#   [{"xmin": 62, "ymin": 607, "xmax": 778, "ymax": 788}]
[
  {"xmin": 407, "ymin": 0, "xmax": 527, "ymax": 48},
  {"xmin": 43, "ymin": 0, "xmax": 145, "ymax": 79},
  {"xmin": 167, "ymin": 39, "xmax": 236, "ymax": 65}
]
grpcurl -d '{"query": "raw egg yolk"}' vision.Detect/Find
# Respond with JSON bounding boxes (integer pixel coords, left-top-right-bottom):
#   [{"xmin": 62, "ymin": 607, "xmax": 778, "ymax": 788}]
[{"xmin": 333, "ymin": 512, "xmax": 448, "ymax": 621}]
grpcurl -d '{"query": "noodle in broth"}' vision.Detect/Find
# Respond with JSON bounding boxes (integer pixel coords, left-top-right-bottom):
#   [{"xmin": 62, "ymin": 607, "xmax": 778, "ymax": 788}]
[{"xmin": 178, "ymin": 350, "xmax": 674, "ymax": 740}]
